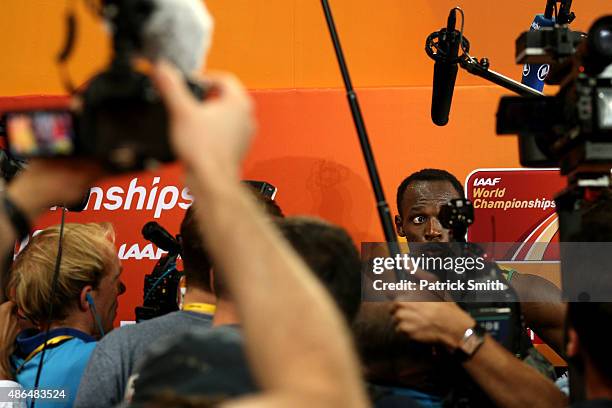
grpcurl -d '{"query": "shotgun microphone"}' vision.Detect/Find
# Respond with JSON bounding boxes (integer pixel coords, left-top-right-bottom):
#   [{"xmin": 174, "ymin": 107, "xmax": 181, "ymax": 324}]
[{"xmin": 430, "ymin": 8, "xmax": 462, "ymax": 126}]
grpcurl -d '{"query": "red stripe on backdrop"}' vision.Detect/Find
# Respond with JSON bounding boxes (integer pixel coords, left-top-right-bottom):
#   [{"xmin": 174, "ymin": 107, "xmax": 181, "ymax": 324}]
[{"xmin": 2, "ymin": 86, "xmax": 521, "ymax": 324}]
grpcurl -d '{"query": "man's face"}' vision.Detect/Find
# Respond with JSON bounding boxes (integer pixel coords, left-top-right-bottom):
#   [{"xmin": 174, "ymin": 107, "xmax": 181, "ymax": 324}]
[
  {"xmin": 92, "ymin": 254, "xmax": 125, "ymax": 334},
  {"xmin": 395, "ymin": 180, "xmax": 462, "ymax": 242}
]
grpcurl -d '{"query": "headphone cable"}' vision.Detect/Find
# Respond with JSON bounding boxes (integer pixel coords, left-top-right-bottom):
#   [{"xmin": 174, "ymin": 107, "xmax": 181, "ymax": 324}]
[{"xmin": 30, "ymin": 208, "xmax": 66, "ymax": 408}]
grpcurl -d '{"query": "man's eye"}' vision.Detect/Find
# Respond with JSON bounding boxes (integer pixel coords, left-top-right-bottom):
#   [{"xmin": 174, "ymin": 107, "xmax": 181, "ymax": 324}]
[{"xmin": 411, "ymin": 215, "xmax": 427, "ymax": 225}]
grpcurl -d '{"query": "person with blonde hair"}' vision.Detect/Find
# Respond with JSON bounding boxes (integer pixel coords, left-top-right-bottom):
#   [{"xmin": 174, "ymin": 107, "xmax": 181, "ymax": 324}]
[{"xmin": 7, "ymin": 222, "xmax": 125, "ymax": 407}]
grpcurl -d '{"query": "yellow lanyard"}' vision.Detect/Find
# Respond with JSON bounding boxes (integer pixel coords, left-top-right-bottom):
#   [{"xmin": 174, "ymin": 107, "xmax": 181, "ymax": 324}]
[
  {"xmin": 16, "ymin": 335, "xmax": 74, "ymax": 373},
  {"xmin": 182, "ymin": 302, "xmax": 216, "ymax": 315}
]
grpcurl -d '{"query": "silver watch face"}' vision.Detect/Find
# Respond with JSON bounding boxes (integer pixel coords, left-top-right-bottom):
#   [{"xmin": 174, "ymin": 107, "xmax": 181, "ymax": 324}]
[{"xmin": 460, "ymin": 328, "xmax": 484, "ymax": 355}]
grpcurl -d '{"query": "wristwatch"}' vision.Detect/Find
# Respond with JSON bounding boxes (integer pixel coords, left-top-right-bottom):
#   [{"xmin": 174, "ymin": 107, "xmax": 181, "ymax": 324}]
[{"xmin": 454, "ymin": 324, "xmax": 486, "ymax": 362}]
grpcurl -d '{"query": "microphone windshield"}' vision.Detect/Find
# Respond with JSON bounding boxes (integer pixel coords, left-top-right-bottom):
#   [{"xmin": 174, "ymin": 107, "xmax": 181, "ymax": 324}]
[
  {"xmin": 430, "ymin": 9, "xmax": 461, "ymax": 126},
  {"xmin": 431, "ymin": 62, "xmax": 458, "ymax": 126},
  {"xmin": 141, "ymin": 0, "xmax": 214, "ymax": 74}
]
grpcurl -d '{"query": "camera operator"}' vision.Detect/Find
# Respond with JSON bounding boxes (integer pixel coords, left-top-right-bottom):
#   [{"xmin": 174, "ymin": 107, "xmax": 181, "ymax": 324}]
[
  {"xmin": 0, "ymin": 221, "xmax": 124, "ymax": 408},
  {"xmin": 0, "ymin": 60, "xmax": 370, "ymax": 408},
  {"xmin": 123, "ymin": 216, "xmax": 371, "ymax": 406},
  {"xmin": 0, "ymin": 158, "xmax": 103, "ymax": 408},
  {"xmin": 76, "ymin": 190, "xmax": 284, "ymax": 408},
  {"xmin": 145, "ymin": 61, "xmax": 369, "ymax": 407},
  {"xmin": 558, "ymin": 195, "xmax": 612, "ymax": 406},
  {"xmin": 207, "ymin": 216, "xmax": 363, "ymax": 330},
  {"xmin": 355, "ymin": 168, "xmax": 566, "ymax": 408},
  {"xmin": 566, "ymin": 301, "xmax": 612, "ymax": 408},
  {"xmin": 74, "ymin": 206, "xmax": 216, "ymax": 408},
  {"xmin": 555, "ymin": 195, "xmax": 612, "ymax": 407}
]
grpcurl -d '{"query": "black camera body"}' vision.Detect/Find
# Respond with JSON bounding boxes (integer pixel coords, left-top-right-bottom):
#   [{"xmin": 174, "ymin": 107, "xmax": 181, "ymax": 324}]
[
  {"xmin": 135, "ymin": 253, "xmax": 182, "ymax": 322},
  {"xmin": 76, "ymin": 70, "xmax": 205, "ymax": 171},
  {"xmin": 497, "ymin": 16, "xmax": 612, "ymax": 174},
  {"xmin": 496, "ymin": 15, "xmax": 612, "ymax": 403},
  {"xmin": 1, "ymin": 0, "xmax": 206, "ymax": 173},
  {"xmin": 439, "ymin": 199, "xmax": 525, "ymax": 408},
  {"xmin": 439, "ymin": 199, "xmax": 523, "ymax": 353},
  {"xmin": 135, "ymin": 221, "xmax": 184, "ymax": 322}
]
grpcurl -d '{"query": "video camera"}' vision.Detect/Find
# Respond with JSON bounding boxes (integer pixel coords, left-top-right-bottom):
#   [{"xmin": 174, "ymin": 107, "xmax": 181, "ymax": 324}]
[
  {"xmin": 133, "ymin": 180, "xmax": 277, "ymax": 322},
  {"xmin": 497, "ymin": 12, "xmax": 612, "ymax": 265},
  {"xmin": 135, "ymin": 221, "xmax": 183, "ymax": 322},
  {"xmin": 497, "ymin": 13, "xmax": 612, "ymax": 403},
  {"xmin": 0, "ymin": 0, "xmax": 206, "ymax": 173},
  {"xmin": 497, "ymin": 15, "xmax": 612, "ymax": 173},
  {"xmin": 438, "ymin": 199, "xmax": 525, "ymax": 408},
  {"xmin": 438, "ymin": 199, "xmax": 523, "ymax": 353}
]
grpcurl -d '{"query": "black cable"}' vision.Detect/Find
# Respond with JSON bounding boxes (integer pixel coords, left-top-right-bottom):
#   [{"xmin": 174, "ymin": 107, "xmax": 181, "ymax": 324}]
[
  {"xmin": 57, "ymin": 0, "xmax": 78, "ymax": 93},
  {"xmin": 30, "ymin": 208, "xmax": 67, "ymax": 408},
  {"xmin": 544, "ymin": 0, "xmax": 555, "ymax": 19}
]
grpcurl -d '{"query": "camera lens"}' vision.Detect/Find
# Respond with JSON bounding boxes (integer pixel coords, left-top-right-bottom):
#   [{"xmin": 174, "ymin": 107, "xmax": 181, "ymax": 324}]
[
  {"xmin": 595, "ymin": 28, "xmax": 612, "ymax": 56},
  {"xmin": 587, "ymin": 16, "xmax": 612, "ymax": 75},
  {"xmin": 589, "ymin": 16, "xmax": 612, "ymax": 57}
]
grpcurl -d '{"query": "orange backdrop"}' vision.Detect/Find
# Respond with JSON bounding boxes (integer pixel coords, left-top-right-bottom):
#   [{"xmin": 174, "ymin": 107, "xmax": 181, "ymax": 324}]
[
  {"xmin": 1, "ymin": 0, "xmax": 611, "ymax": 324},
  {"xmin": 0, "ymin": 0, "xmax": 607, "ymax": 92}
]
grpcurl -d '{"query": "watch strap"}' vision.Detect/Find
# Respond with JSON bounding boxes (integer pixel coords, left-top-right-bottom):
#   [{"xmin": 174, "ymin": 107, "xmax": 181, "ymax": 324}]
[
  {"xmin": 453, "ymin": 324, "xmax": 486, "ymax": 363},
  {"xmin": 2, "ymin": 193, "xmax": 31, "ymax": 240}
]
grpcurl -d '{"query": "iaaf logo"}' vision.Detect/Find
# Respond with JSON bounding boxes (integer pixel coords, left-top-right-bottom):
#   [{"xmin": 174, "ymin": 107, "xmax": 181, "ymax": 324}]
[
  {"xmin": 118, "ymin": 242, "xmax": 174, "ymax": 260},
  {"xmin": 473, "ymin": 177, "xmax": 501, "ymax": 186},
  {"xmin": 52, "ymin": 177, "xmax": 193, "ymax": 218}
]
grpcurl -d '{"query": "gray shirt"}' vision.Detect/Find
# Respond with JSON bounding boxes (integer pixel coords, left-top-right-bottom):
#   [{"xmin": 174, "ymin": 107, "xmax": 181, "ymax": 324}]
[{"xmin": 74, "ymin": 311, "xmax": 213, "ymax": 408}]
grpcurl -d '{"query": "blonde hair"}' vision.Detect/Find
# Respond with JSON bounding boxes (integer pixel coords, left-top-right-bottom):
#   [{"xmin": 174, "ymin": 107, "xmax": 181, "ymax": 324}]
[{"xmin": 10, "ymin": 222, "xmax": 117, "ymax": 324}]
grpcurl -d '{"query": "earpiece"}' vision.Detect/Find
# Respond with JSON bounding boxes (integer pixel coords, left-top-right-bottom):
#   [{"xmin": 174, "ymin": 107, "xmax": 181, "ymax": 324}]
[{"xmin": 85, "ymin": 292, "xmax": 105, "ymax": 337}]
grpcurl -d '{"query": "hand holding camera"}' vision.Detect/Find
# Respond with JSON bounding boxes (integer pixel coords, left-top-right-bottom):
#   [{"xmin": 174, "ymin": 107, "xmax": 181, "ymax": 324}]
[{"xmin": 6, "ymin": 159, "xmax": 102, "ymax": 222}]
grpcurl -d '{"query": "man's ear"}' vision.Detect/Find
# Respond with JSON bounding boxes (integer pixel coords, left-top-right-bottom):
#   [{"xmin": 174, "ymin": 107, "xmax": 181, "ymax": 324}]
[
  {"xmin": 79, "ymin": 285, "xmax": 94, "ymax": 312},
  {"xmin": 566, "ymin": 327, "xmax": 580, "ymax": 358},
  {"xmin": 395, "ymin": 215, "xmax": 405, "ymax": 237}
]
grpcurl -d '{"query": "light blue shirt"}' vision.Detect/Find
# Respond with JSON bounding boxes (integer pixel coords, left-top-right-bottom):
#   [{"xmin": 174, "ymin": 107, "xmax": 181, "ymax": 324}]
[{"xmin": 12, "ymin": 328, "xmax": 96, "ymax": 408}]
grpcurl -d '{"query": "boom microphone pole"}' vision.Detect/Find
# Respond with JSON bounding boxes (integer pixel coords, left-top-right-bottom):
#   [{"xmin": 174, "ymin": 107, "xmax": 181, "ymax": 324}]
[{"xmin": 320, "ymin": 0, "xmax": 399, "ymax": 259}]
